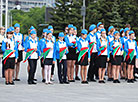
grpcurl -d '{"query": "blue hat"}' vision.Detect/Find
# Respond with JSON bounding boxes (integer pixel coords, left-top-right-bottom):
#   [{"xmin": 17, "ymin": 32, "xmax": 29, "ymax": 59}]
[
  {"xmin": 108, "ymin": 26, "xmax": 114, "ymax": 32},
  {"xmin": 43, "ymin": 29, "xmax": 48, "ymax": 33},
  {"xmin": 30, "ymin": 30, "xmax": 36, "ymax": 35},
  {"xmin": 58, "ymin": 32, "xmax": 64, "ymax": 37},
  {"xmin": 89, "ymin": 24, "xmax": 96, "ymax": 31},
  {"xmin": 9, "ymin": 27, "xmax": 14, "ymax": 32},
  {"xmin": 73, "ymin": 26, "xmax": 77, "ymax": 30},
  {"xmin": 30, "ymin": 26, "xmax": 35, "ymax": 30},
  {"xmin": 101, "ymin": 28, "xmax": 106, "ymax": 32},
  {"xmin": 128, "ymin": 30, "xmax": 134, "ymax": 35},
  {"xmin": 120, "ymin": 28, "xmax": 124, "ymax": 33},
  {"xmin": 81, "ymin": 29, "xmax": 88, "ymax": 34},
  {"xmin": 113, "ymin": 31, "xmax": 119, "ymax": 36},
  {"xmin": 68, "ymin": 24, "xmax": 74, "ymax": 29},
  {"xmin": 6, "ymin": 28, "xmax": 11, "ymax": 33},
  {"xmin": 47, "ymin": 30, "xmax": 52, "ymax": 34},
  {"xmin": 48, "ymin": 25, "xmax": 53, "ymax": 30},
  {"xmin": 14, "ymin": 23, "xmax": 20, "ymax": 28},
  {"xmin": 124, "ymin": 28, "xmax": 129, "ymax": 33},
  {"xmin": 97, "ymin": 22, "xmax": 102, "ymax": 28}
]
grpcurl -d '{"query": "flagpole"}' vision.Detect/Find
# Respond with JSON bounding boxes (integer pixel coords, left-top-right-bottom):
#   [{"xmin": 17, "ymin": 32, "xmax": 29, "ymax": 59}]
[
  {"xmin": 0, "ymin": 0, "xmax": 3, "ymax": 27},
  {"xmin": 5, "ymin": 0, "xmax": 8, "ymax": 36}
]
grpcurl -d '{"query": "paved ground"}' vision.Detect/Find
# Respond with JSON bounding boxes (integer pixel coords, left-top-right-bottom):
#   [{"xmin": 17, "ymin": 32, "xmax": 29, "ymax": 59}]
[{"xmin": 0, "ymin": 54, "xmax": 138, "ymax": 102}]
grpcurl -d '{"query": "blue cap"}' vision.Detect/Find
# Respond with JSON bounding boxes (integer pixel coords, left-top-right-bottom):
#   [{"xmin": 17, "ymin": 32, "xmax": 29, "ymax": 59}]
[
  {"xmin": 81, "ymin": 29, "xmax": 88, "ymax": 34},
  {"xmin": 30, "ymin": 30, "xmax": 36, "ymax": 35},
  {"xmin": 47, "ymin": 30, "xmax": 52, "ymax": 34},
  {"xmin": 58, "ymin": 32, "xmax": 64, "ymax": 37},
  {"xmin": 30, "ymin": 26, "xmax": 35, "ymax": 30},
  {"xmin": 68, "ymin": 24, "xmax": 74, "ymax": 29},
  {"xmin": 43, "ymin": 29, "xmax": 48, "ymax": 33},
  {"xmin": 113, "ymin": 31, "xmax": 119, "ymax": 35},
  {"xmin": 14, "ymin": 23, "xmax": 20, "ymax": 28},
  {"xmin": 101, "ymin": 28, "xmax": 106, "ymax": 32},
  {"xmin": 48, "ymin": 25, "xmax": 53, "ymax": 30},
  {"xmin": 124, "ymin": 28, "xmax": 129, "ymax": 33},
  {"xmin": 129, "ymin": 30, "xmax": 134, "ymax": 35},
  {"xmin": 97, "ymin": 22, "xmax": 102, "ymax": 28},
  {"xmin": 6, "ymin": 28, "xmax": 11, "ymax": 33},
  {"xmin": 73, "ymin": 26, "xmax": 77, "ymax": 30},
  {"xmin": 9, "ymin": 27, "xmax": 14, "ymax": 32},
  {"xmin": 120, "ymin": 28, "xmax": 124, "ymax": 33},
  {"xmin": 89, "ymin": 24, "xmax": 96, "ymax": 31},
  {"xmin": 108, "ymin": 26, "xmax": 114, "ymax": 32}
]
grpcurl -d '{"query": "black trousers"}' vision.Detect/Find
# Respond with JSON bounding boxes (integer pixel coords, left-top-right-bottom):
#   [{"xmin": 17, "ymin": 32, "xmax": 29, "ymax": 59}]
[
  {"xmin": 51, "ymin": 64, "xmax": 55, "ymax": 75},
  {"xmin": 57, "ymin": 59, "xmax": 67, "ymax": 82},
  {"xmin": 2, "ymin": 59, "xmax": 5, "ymax": 77},
  {"xmin": 28, "ymin": 59, "xmax": 37, "ymax": 82},
  {"xmin": 87, "ymin": 53, "xmax": 99, "ymax": 80}
]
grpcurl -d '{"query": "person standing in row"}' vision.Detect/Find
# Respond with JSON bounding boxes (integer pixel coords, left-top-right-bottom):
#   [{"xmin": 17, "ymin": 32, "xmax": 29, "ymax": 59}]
[
  {"xmin": 13, "ymin": 23, "xmax": 25, "ymax": 81},
  {"xmin": 2, "ymin": 28, "xmax": 18, "ymax": 85},
  {"xmin": 97, "ymin": 29, "xmax": 110, "ymax": 83},
  {"xmin": 56, "ymin": 32, "xmax": 69, "ymax": 84}
]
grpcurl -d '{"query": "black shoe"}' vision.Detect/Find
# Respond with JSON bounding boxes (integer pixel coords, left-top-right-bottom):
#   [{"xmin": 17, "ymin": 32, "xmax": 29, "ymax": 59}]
[
  {"xmin": 33, "ymin": 79, "xmax": 37, "ymax": 81},
  {"xmin": 14, "ymin": 79, "xmax": 20, "ymax": 81},
  {"xmin": 91, "ymin": 79, "xmax": 97, "ymax": 82},
  {"xmin": 117, "ymin": 80, "xmax": 120, "ymax": 83},
  {"xmin": 84, "ymin": 81, "xmax": 89, "ymax": 84},
  {"xmin": 108, "ymin": 78, "xmax": 113, "ymax": 81},
  {"xmin": 125, "ymin": 78, "xmax": 128, "ymax": 81},
  {"xmin": 32, "ymin": 81, "xmax": 37, "ymax": 84},
  {"xmin": 133, "ymin": 79, "xmax": 137, "ymax": 82},
  {"xmin": 9, "ymin": 81, "xmax": 15, "ymax": 85},
  {"xmin": 64, "ymin": 81, "xmax": 70, "ymax": 84},
  {"xmin": 130, "ymin": 79, "xmax": 134, "ymax": 83},
  {"xmin": 87, "ymin": 78, "xmax": 91, "ymax": 82},
  {"xmin": 59, "ymin": 82, "xmax": 64, "ymax": 84},
  {"xmin": 120, "ymin": 77, "xmax": 125, "ymax": 80},
  {"xmin": 99, "ymin": 80, "xmax": 102, "ymax": 83},
  {"xmin": 42, "ymin": 79, "xmax": 46, "ymax": 83},
  {"xmin": 75, "ymin": 76, "xmax": 80, "ymax": 80},
  {"xmin": 81, "ymin": 81, "xmax": 85, "ymax": 84},
  {"xmin": 5, "ymin": 82, "xmax": 9, "ymax": 85},
  {"xmin": 28, "ymin": 81, "xmax": 32, "ymax": 85},
  {"xmin": 127, "ymin": 79, "xmax": 131, "ymax": 83},
  {"xmin": 101, "ymin": 80, "xmax": 105, "ymax": 83},
  {"xmin": 113, "ymin": 80, "xmax": 117, "ymax": 83},
  {"xmin": 70, "ymin": 80, "xmax": 75, "ymax": 82}
]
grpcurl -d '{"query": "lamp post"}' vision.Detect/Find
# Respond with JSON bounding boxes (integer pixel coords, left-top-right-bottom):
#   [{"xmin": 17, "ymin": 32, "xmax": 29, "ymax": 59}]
[
  {"xmin": 81, "ymin": 0, "xmax": 86, "ymax": 29},
  {"xmin": 0, "ymin": 0, "xmax": 3, "ymax": 27}
]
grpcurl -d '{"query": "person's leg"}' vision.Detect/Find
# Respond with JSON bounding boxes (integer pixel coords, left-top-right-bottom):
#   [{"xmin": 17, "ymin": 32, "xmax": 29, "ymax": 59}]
[
  {"xmin": 44, "ymin": 65, "xmax": 48, "ymax": 84},
  {"xmin": 101, "ymin": 68, "xmax": 106, "ymax": 81},
  {"xmin": 80, "ymin": 66, "xmax": 84, "ymax": 81},
  {"xmin": 48, "ymin": 65, "xmax": 52, "ymax": 83},
  {"xmin": 75, "ymin": 65, "xmax": 80, "ymax": 79},
  {"xmin": 67, "ymin": 60, "xmax": 72, "ymax": 81},
  {"xmin": 9, "ymin": 69, "xmax": 14, "ymax": 83},
  {"xmin": 27, "ymin": 63, "xmax": 30, "ymax": 73},
  {"xmin": 15, "ymin": 62, "xmax": 20, "ymax": 80},
  {"xmin": 127, "ymin": 65, "xmax": 131, "ymax": 81},
  {"xmin": 5, "ymin": 69, "xmax": 9, "ymax": 83},
  {"xmin": 87, "ymin": 54, "xmax": 93, "ymax": 80},
  {"xmin": 116, "ymin": 66, "xmax": 120, "ymax": 80},
  {"xmin": 107, "ymin": 63, "xmax": 112, "ymax": 80},
  {"xmin": 2, "ymin": 60, "xmax": 5, "ymax": 78},
  {"xmin": 63, "ymin": 60, "xmax": 67, "ymax": 82},
  {"xmin": 28, "ymin": 60, "xmax": 34, "ymax": 83},
  {"xmin": 123, "ymin": 62, "xmax": 127, "ymax": 79},
  {"xmin": 131, "ymin": 65, "xmax": 134, "ymax": 80},
  {"xmin": 57, "ymin": 60, "xmax": 62, "ymax": 83},
  {"xmin": 42, "ymin": 68, "xmax": 44, "ymax": 80},
  {"xmin": 32, "ymin": 60, "xmax": 37, "ymax": 82},
  {"xmin": 71, "ymin": 60, "xmax": 75, "ymax": 80},
  {"xmin": 99, "ymin": 68, "xmax": 102, "ymax": 81},
  {"xmin": 112, "ymin": 65, "xmax": 116, "ymax": 80},
  {"xmin": 84, "ymin": 66, "xmax": 88, "ymax": 81}
]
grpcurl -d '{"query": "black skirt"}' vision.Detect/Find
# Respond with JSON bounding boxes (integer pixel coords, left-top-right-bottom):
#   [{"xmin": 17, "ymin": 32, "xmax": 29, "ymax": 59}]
[
  {"xmin": 126, "ymin": 56, "xmax": 136, "ymax": 65},
  {"xmin": 67, "ymin": 47, "xmax": 77, "ymax": 60},
  {"xmin": 111, "ymin": 55, "xmax": 122, "ymax": 65},
  {"xmin": 40, "ymin": 58, "xmax": 44, "ymax": 68},
  {"xmin": 98, "ymin": 55, "xmax": 107, "ymax": 68},
  {"xmin": 4, "ymin": 57, "xmax": 15, "ymax": 70},
  {"xmin": 78, "ymin": 53, "xmax": 88, "ymax": 66},
  {"xmin": 17, "ymin": 50, "xmax": 23, "ymax": 62},
  {"xmin": 44, "ymin": 58, "xmax": 53, "ymax": 65}
]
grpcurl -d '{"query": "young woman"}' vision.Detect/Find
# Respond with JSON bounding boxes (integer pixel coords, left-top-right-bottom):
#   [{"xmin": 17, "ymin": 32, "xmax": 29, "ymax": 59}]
[
  {"xmin": 0, "ymin": 26, "xmax": 5, "ymax": 78},
  {"xmin": 107, "ymin": 26, "xmax": 115, "ymax": 81},
  {"xmin": 97, "ymin": 28, "xmax": 110, "ymax": 83},
  {"xmin": 48, "ymin": 25, "xmax": 56, "ymax": 81},
  {"xmin": 56, "ymin": 32, "xmax": 69, "ymax": 84},
  {"xmin": 124, "ymin": 30, "xmax": 138, "ymax": 83},
  {"xmin": 73, "ymin": 26, "xmax": 80, "ymax": 81},
  {"xmin": 39, "ymin": 29, "xmax": 48, "ymax": 83},
  {"xmin": 2, "ymin": 28, "xmax": 18, "ymax": 85},
  {"xmin": 87, "ymin": 24, "xmax": 98, "ymax": 82},
  {"xmin": 64, "ymin": 24, "xmax": 77, "ymax": 82},
  {"xmin": 110, "ymin": 31, "xmax": 123, "ymax": 83},
  {"xmin": 121, "ymin": 27, "xmax": 130, "ymax": 80},
  {"xmin": 77, "ymin": 29, "xmax": 90, "ymax": 84},
  {"xmin": 25, "ymin": 30, "xmax": 40, "ymax": 85},
  {"xmin": 41, "ymin": 30, "xmax": 56, "ymax": 84},
  {"xmin": 14, "ymin": 23, "xmax": 25, "ymax": 81}
]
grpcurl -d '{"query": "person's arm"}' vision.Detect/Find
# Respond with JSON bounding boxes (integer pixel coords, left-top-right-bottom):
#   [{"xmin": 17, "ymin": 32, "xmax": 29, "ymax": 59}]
[
  {"xmin": 14, "ymin": 41, "xmax": 18, "ymax": 59},
  {"xmin": 53, "ymin": 41, "xmax": 56, "ymax": 61},
  {"xmin": 21, "ymin": 34, "xmax": 25, "ymax": 48},
  {"xmin": 64, "ymin": 36, "xmax": 74, "ymax": 47},
  {"xmin": 135, "ymin": 41, "xmax": 138, "ymax": 59},
  {"xmin": 1, "ymin": 40, "xmax": 6, "ymax": 52},
  {"xmin": 124, "ymin": 41, "xmax": 129, "ymax": 53},
  {"xmin": 110, "ymin": 41, "xmax": 113, "ymax": 52},
  {"xmin": 107, "ymin": 41, "xmax": 110, "ymax": 58},
  {"xmin": 24, "ymin": 41, "xmax": 30, "ymax": 52}
]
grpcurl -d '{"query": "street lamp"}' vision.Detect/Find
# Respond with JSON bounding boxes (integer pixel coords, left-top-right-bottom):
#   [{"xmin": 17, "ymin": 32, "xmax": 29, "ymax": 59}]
[
  {"xmin": 81, "ymin": 0, "xmax": 86, "ymax": 29},
  {"xmin": 0, "ymin": 0, "xmax": 3, "ymax": 27}
]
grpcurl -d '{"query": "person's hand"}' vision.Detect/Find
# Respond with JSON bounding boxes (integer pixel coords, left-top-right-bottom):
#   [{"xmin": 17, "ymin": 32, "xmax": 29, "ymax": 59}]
[
  {"xmin": 121, "ymin": 51, "xmax": 124, "ymax": 56},
  {"xmin": 13, "ymin": 50, "xmax": 16, "ymax": 53},
  {"xmin": 38, "ymin": 56, "xmax": 40, "ymax": 59},
  {"xmin": 22, "ymin": 48, "xmax": 25, "ymax": 51},
  {"xmin": 107, "ymin": 58, "xmax": 110, "ymax": 61},
  {"xmin": 51, "ymin": 48, "xmax": 53, "ymax": 50},
  {"xmin": 15, "ymin": 58, "xmax": 18, "ymax": 63},
  {"xmin": 34, "ymin": 48, "xmax": 37, "ymax": 52},
  {"xmin": 88, "ymin": 58, "xmax": 90, "ymax": 62},
  {"xmin": 53, "ymin": 61, "xmax": 55, "ymax": 64}
]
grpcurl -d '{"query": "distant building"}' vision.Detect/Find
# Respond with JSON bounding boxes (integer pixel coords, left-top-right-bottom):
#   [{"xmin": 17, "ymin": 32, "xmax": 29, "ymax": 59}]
[{"xmin": 2, "ymin": 0, "xmax": 55, "ymax": 12}]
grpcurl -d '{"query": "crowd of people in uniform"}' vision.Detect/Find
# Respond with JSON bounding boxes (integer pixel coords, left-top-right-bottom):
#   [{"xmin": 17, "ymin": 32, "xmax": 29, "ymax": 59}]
[{"xmin": 0, "ymin": 22, "xmax": 138, "ymax": 85}]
